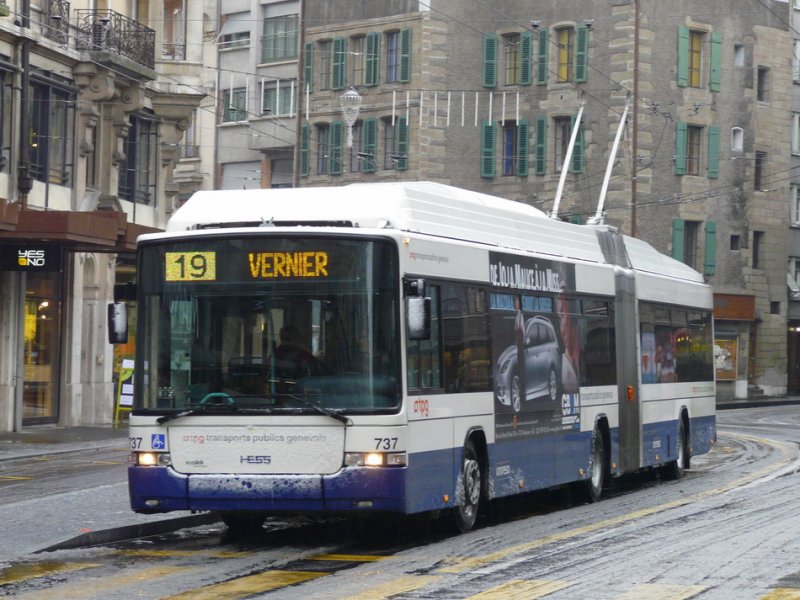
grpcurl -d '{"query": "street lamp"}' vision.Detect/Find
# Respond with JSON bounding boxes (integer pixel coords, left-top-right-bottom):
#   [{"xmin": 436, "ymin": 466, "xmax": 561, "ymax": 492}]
[{"xmin": 340, "ymin": 87, "xmax": 362, "ymax": 148}]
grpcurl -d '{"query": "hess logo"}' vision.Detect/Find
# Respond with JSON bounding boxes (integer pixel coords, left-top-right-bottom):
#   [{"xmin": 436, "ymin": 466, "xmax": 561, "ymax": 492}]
[{"xmin": 18, "ymin": 250, "xmax": 45, "ymax": 267}]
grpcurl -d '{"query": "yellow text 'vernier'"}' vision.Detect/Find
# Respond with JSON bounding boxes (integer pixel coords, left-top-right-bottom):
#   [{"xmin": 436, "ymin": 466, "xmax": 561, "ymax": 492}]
[{"xmin": 248, "ymin": 252, "xmax": 329, "ymax": 278}]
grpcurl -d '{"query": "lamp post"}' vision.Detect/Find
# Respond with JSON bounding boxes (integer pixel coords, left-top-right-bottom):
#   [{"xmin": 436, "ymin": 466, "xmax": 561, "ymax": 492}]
[{"xmin": 340, "ymin": 87, "xmax": 362, "ymax": 148}]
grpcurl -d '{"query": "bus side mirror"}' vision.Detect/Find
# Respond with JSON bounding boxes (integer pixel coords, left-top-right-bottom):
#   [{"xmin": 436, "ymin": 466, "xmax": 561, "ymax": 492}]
[
  {"xmin": 108, "ymin": 302, "xmax": 128, "ymax": 344},
  {"xmin": 407, "ymin": 296, "xmax": 431, "ymax": 340}
]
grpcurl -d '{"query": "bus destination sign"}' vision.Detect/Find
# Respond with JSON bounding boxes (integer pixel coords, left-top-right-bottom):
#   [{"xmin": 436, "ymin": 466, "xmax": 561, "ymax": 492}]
[{"xmin": 164, "ymin": 250, "xmax": 330, "ymax": 282}]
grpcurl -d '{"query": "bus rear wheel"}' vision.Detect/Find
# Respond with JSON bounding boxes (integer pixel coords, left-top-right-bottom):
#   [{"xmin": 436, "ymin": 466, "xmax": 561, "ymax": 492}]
[
  {"xmin": 660, "ymin": 417, "xmax": 688, "ymax": 481},
  {"xmin": 454, "ymin": 439, "xmax": 483, "ymax": 532}
]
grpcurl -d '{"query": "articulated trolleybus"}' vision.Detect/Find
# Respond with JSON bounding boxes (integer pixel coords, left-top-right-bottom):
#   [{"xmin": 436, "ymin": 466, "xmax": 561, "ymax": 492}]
[{"xmin": 117, "ymin": 181, "xmax": 715, "ymax": 533}]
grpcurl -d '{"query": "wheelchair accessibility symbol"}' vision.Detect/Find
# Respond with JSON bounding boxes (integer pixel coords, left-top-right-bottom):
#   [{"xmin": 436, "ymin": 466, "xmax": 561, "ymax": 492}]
[{"xmin": 151, "ymin": 434, "xmax": 166, "ymax": 450}]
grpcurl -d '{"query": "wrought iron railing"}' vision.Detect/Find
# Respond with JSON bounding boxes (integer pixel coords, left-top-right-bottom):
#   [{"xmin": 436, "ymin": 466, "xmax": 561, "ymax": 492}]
[
  {"xmin": 162, "ymin": 43, "xmax": 186, "ymax": 61},
  {"xmin": 74, "ymin": 9, "xmax": 155, "ymax": 69},
  {"xmin": 44, "ymin": 0, "xmax": 70, "ymax": 45},
  {"xmin": 180, "ymin": 144, "xmax": 200, "ymax": 159}
]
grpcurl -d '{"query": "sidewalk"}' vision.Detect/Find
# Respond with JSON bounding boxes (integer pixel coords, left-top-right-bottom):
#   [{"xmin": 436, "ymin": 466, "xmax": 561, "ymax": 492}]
[
  {"xmin": 0, "ymin": 425, "xmax": 219, "ymax": 557},
  {"xmin": 0, "ymin": 425, "xmax": 129, "ymax": 461}
]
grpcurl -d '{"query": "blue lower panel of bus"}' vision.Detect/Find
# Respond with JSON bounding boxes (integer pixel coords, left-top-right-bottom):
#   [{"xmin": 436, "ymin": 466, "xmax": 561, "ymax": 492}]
[
  {"xmin": 641, "ymin": 414, "xmax": 716, "ymax": 467},
  {"xmin": 128, "ymin": 466, "xmax": 407, "ymax": 513}
]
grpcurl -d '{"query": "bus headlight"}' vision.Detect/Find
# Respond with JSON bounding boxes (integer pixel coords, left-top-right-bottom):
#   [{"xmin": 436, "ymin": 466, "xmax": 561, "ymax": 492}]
[
  {"xmin": 344, "ymin": 452, "xmax": 407, "ymax": 467},
  {"xmin": 129, "ymin": 451, "xmax": 172, "ymax": 467}
]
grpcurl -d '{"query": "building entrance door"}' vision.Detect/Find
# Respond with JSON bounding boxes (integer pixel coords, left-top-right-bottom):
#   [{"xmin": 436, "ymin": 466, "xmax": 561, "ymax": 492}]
[{"xmin": 23, "ymin": 271, "xmax": 62, "ymax": 424}]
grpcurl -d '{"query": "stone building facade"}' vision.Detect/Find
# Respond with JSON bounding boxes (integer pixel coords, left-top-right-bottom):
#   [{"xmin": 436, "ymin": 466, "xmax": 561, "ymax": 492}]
[
  {"xmin": 300, "ymin": 0, "xmax": 793, "ymax": 400},
  {"xmin": 0, "ymin": 0, "xmax": 214, "ymax": 431}
]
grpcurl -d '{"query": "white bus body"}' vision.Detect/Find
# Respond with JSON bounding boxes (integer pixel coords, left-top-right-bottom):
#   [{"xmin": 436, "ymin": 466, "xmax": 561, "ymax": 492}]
[{"xmin": 125, "ymin": 182, "xmax": 715, "ymax": 530}]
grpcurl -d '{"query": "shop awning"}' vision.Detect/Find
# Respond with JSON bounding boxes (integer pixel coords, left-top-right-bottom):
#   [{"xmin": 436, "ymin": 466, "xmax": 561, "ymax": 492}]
[{"xmin": 0, "ymin": 209, "xmax": 161, "ymax": 253}]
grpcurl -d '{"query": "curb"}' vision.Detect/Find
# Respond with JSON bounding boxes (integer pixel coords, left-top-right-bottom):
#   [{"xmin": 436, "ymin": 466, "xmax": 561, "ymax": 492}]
[{"xmin": 36, "ymin": 512, "xmax": 221, "ymax": 554}]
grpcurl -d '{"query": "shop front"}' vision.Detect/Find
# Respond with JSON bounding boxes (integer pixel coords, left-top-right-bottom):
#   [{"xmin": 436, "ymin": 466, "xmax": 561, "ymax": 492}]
[{"xmin": 0, "ymin": 209, "xmax": 157, "ymax": 432}]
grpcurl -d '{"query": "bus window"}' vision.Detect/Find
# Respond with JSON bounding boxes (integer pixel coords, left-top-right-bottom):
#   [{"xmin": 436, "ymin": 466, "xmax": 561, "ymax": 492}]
[{"xmin": 407, "ymin": 285, "xmax": 443, "ymax": 392}]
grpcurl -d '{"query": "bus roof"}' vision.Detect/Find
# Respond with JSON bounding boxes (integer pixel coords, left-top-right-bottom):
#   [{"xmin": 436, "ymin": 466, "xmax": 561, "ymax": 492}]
[{"xmin": 161, "ymin": 181, "xmax": 704, "ymax": 284}]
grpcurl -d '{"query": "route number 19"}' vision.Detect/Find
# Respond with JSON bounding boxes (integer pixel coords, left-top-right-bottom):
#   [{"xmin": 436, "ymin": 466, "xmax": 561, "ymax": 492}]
[{"xmin": 165, "ymin": 252, "xmax": 217, "ymax": 281}]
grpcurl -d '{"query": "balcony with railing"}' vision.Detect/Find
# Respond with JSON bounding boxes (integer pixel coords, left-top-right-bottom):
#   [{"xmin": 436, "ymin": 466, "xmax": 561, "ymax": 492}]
[{"xmin": 74, "ymin": 9, "xmax": 156, "ymax": 77}]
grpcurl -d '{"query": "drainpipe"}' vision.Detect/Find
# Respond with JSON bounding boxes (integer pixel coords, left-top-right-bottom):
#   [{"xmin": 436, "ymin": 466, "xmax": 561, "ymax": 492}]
[
  {"xmin": 293, "ymin": 0, "xmax": 305, "ymax": 188},
  {"xmin": 631, "ymin": 0, "xmax": 640, "ymax": 237}
]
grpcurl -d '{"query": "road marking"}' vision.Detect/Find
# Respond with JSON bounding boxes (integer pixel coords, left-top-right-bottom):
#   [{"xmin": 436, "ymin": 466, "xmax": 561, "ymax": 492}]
[
  {"xmin": 11, "ymin": 565, "xmax": 187, "ymax": 599},
  {"xmin": 616, "ymin": 584, "xmax": 707, "ymax": 599},
  {"xmin": 308, "ymin": 553, "xmax": 388, "ymax": 562},
  {"xmin": 346, "ymin": 575, "xmax": 441, "ymax": 599},
  {"xmin": 760, "ymin": 590, "xmax": 800, "ymax": 599},
  {"xmin": 161, "ymin": 570, "xmax": 327, "ymax": 599},
  {"xmin": 465, "ymin": 579, "xmax": 572, "ymax": 598},
  {"xmin": 0, "ymin": 475, "xmax": 32, "ymax": 480},
  {"xmin": 438, "ymin": 432, "xmax": 794, "ymax": 574},
  {"xmin": 116, "ymin": 549, "xmax": 250, "ymax": 558},
  {"xmin": 0, "ymin": 561, "xmax": 99, "ymax": 585}
]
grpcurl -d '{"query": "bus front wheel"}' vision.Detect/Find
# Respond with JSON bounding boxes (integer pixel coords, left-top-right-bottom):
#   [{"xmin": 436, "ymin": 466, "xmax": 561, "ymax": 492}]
[{"xmin": 454, "ymin": 439, "xmax": 483, "ymax": 532}]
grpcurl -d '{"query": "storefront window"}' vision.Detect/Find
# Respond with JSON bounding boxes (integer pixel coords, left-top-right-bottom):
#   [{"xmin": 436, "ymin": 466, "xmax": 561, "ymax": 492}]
[{"xmin": 23, "ymin": 272, "xmax": 62, "ymax": 423}]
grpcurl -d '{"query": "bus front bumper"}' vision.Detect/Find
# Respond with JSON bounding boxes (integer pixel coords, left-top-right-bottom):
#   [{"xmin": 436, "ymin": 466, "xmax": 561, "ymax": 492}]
[{"xmin": 128, "ymin": 466, "xmax": 407, "ymax": 514}]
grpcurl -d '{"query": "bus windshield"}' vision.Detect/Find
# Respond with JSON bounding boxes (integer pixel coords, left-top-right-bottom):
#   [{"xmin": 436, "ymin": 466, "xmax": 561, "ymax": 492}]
[{"xmin": 134, "ymin": 236, "xmax": 400, "ymax": 414}]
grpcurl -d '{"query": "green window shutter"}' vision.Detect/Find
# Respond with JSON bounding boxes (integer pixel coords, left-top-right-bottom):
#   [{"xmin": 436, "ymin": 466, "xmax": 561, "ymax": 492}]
[
  {"xmin": 569, "ymin": 215, "xmax": 583, "ymax": 225},
  {"xmin": 396, "ymin": 116, "xmax": 409, "ymax": 171},
  {"xmin": 481, "ymin": 120, "xmax": 496, "ymax": 178},
  {"xmin": 674, "ymin": 121, "xmax": 687, "ymax": 175},
  {"xmin": 672, "ymin": 218, "xmax": 685, "ymax": 262},
  {"xmin": 535, "ymin": 115, "xmax": 547, "ymax": 175},
  {"xmin": 704, "ymin": 221, "xmax": 717, "ymax": 276},
  {"xmin": 516, "ymin": 119, "xmax": 530, "ymax": 176},
  {"xmin": 300, "ymin": 122, "xmax": 310, "ymax": 177},
  {"xmin": 707, "ymin": 125, "xmax": 720, "ymax": 179},
  {"xmin": 709, "ymin": 31, "xmax": 722, "ymax": 92},
  {"xmin": 574, "ymin": 24, "xmax": 589, "ymax": 83},
  {"xmin": 332, "ymin": 37, "xmax": 347, "ymax": 90},
  {"xmin": 520, "ymin": 31, "xmax": 532, "ymax": 85},
  {"xmin": 363, "ymin": 117, "xmax": 377, "ymax": 172},
  {"xmin": 483, "ymin": 34, "xmax": 498, "ymax": 88},
  {"xmin": 399, "ymin": 28, "xmax": 412, "ymax": 83},
  {"xmin": 569, "ymin": 115, "xmax": 584, "ymax": 174},
  {"xmin": 677, "ymin": 26, "xmax": 689, "ymax": 88},
  {"xmin": 365, "ymin": 32, "xmax": 380, "ymax": 86},
  {"xmin": 537, "ymin": 29, "xmax": 549, "ymax": 85},
  {"xmin": 303, "ymin": 42, "xmax": 314, "ymax": 90},
  {"xmin": 330, "ymin": 121, "xmax": 343, "ymax": 175}
]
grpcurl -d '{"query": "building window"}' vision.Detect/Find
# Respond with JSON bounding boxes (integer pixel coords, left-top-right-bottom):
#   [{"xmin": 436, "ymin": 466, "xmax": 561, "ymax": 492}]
[
  {"xmin": 223, "ymin": 88, "xmax": 247, "ymax": 122},
  {"xmin": 382, "ymin": 117, "xmax": 408, "ymax": 170},
  {"xmin": 162, "ymin": 0, "xmax": 186, "ymax": 59},
  {"xmin": 554, "ymin": 116, "xmax": 571, "ymax": 172},
  {"xmin": 730, "ymin": 234, "xmax": 740, "ymax": 251},
  {"xmin": 556, "ymin": 27, "xmax": 574, "ymax": 82},
  {"xmin": 119, "ymin": 113, "xmax": 157, "ymax": 205},
  {"xmin": 686, "ymin": 125, "xmax": 702, "ymax": 176},
  {"xmin": 218, "ymin": 13, "xmax": 250, "ymax": 49},
  {"xmin": 731, "ymin": 127, "xmax": 743, "ymax": 152},
  {"xmin": 502, "ymin": 120, "xmax": 529, "ymax": 176},
  {"xmin": 757, "ymin": 66, "xmax": 769, "ymax": 101},
  {"xmin": 753, "ymin": 230, "xmax": 764, "ymax": 268},
  {"xmin": 350, "ymin": 35, "xmax": 365, "ymax": 86},
  {"xmin": 754, "ymin": 151, "xmax": 766, "ymax": 190},
  {"xmin": 794, "ymin": 41, "xmax": 800, "ymax": 81},
  {"xmin": 678, "ymin": 27, "xmax": 713, "ymax": 89},
  {"xmin": 504, "ymin": 33, "xmax": 522, "ymax": 85},
  {"xmin": 794, "ymin": 114, "xmax": 800, "ymax": 155},
  {"xmin": 349, "ymin": 120, "xmax": 363, "ymax": 172},
  {"xmin": 734, "ymin": 44, "xmax": 745, "ymax": 67},
  {"xmin": 180, "ymin": 110, "xmax": 199, "ymax": 159},
  {"xmin": 386, "ymin": 30, "xmax": 400, "ymax": 83},
  {"xmin": 318, "ymin": 40, "xmax": 331, "ymax": 91},
  {"xmin": 672, "ymin": 219, "xmax": 716, "ymax": 275},
  {"xmin": 792, "ymin": 185, "xmax": 800, "ymax": 226},
  {"xmin": 261, "ymin": 81, "xmax": 294, "ymax": 116},
  {"xmin": 316, "ymin": 123, "xmax": 329, "ymax": 175},
  {"xmin": 30, "ymin": 81, "xmax": 74, "ymax": 186},
  {"xmin": 261, "ymin": 14, "xmax": 298, "ymax": 63},
  {"xmin": 688, "ymin": 30, "xmax": 702, "ymax": 87}
]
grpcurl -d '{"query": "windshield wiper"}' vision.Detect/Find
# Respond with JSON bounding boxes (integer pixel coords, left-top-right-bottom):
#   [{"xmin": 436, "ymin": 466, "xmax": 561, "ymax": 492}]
[
  {"xmin": 156, "ymin": 403, "xmax": 241, "ymax": 426},
  {"xmin": 286, "ymin": 394, "xmax": 352, "ymax": 426}
]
